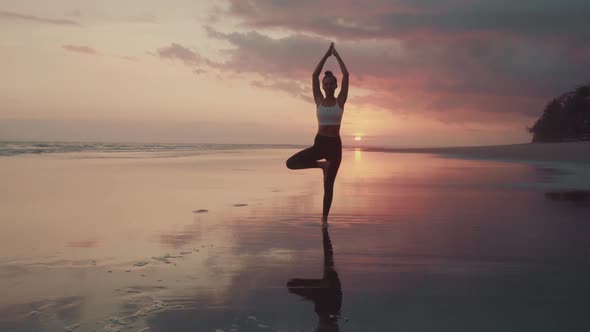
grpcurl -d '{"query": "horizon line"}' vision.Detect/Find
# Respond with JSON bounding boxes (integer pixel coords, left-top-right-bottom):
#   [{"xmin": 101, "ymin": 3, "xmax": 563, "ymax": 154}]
[{"xmin": 0, "ymin": 138, "xmax": 536, "ymax": 150}]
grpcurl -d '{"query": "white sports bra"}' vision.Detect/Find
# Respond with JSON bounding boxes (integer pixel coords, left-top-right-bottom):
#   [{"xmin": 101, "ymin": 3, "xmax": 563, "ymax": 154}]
[{"xmin": 317, "ymin": 102, "xmax": 343, "ymax": 125}]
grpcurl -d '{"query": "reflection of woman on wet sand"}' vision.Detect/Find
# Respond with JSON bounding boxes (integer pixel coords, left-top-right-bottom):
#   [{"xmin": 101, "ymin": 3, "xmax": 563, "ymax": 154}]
[
  {"xmin": 287, "ymin": 226, "xmax": 342, "ymax": 331},
  {"xmin": 286, "ymin": 42, "xmax": 349, "ymax": 223}
]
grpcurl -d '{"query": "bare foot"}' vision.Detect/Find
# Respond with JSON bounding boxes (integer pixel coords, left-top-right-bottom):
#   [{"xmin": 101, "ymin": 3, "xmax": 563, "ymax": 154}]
[{"xmin": 321, "ymin": 215, "xmax": 328, "ymax": 224}]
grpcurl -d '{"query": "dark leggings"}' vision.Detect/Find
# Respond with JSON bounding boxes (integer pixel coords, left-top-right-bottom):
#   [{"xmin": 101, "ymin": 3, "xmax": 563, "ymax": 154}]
[{"xmin": 286, "ymin": 134, "xmax": 342, "ymax": 218}]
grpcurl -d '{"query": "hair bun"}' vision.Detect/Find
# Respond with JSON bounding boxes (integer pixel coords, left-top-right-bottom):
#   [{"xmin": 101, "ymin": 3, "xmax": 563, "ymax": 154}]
[{"xmin": 324, "ymin": 70, "xmax": 333, "ymax": 77}]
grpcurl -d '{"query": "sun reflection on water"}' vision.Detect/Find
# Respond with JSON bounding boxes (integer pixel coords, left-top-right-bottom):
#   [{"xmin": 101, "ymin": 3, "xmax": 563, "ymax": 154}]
[{"xmin": 354, "ymin": 148, "xmax": 362, "ymax": 161}]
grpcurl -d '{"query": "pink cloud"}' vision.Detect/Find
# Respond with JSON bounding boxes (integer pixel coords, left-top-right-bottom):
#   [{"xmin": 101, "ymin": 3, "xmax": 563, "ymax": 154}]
[
  {"xmin": 62, "ymin": 44, "xmax": 98, "ymax": 55},
  {"xmin": 157, "ymin": 43, "xmax": 202, "ymax": 66},
  {"xmin": 204, "ymin": 27, "xmax": 336, "ymax": 76},
  {"xmin": 202, "ymin": 25, "xmax": 586, "ymax": 121},
  {"xmin": 214, "ymin": 0, "xmax": 590, "ymax": 96},
  {"xmin": 62, "ymin": 44, "xmax": 99, "ymax": 55},
  {"xmin": 177, "ymin": 1, "xmax": 588, "ymax": 129},
  {"xmin": 0, "ymin": 10, "xmax": 80, "ymax": 26},
  {"xmin": 251, "ymin": 79, "xmax": 310, "ymax": 101}
]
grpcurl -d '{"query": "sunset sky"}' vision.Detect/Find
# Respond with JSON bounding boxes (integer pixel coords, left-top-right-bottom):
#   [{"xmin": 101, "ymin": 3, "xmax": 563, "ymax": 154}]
[{"xmin": 1, "ymin": 0, "xmax": 588, "ymax": 147}]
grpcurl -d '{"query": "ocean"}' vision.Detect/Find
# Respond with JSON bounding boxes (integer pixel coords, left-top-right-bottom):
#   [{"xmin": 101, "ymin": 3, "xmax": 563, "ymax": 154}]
[{"xmin": 0, "ymin": 141, "xmax": 303, "ymax": 157}]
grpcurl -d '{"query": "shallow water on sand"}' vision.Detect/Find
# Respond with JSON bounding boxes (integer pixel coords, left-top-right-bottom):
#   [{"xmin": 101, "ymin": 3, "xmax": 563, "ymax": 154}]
[{"xmin": 1, "ymin": 149, "xmax": 589, "ymax": 331}]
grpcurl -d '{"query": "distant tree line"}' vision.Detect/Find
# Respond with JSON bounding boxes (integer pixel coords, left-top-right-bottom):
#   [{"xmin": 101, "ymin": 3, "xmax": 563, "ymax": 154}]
[{"xmin": 528, "ymin": 83, "xmax": 590, "ymax": 142}]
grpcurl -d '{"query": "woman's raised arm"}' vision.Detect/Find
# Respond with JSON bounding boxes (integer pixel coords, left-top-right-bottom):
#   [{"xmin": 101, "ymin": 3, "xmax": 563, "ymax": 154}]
[
  {"xmin": 333, "ymin": 47, "xmax": 349, "ymax": 107},
  {"xmin": 312, "ymin": 43, "xmax": 334, "ymax": 105}
]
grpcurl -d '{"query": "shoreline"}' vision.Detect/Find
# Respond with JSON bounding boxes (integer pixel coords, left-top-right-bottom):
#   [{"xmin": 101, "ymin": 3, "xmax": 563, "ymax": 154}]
[
  {"xmin": 363, "ymin": 141, "xmax": 590, "ymax": 191},
  {"xmin": 362, "ymin": 141, "xmax": 590, "ymax": 165}
]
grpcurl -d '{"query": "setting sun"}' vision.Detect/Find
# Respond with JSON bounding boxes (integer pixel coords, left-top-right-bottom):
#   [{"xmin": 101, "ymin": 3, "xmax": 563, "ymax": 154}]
[{"xmin": 354, "ymin": 136, "xmax": 362, "ymax": 141}]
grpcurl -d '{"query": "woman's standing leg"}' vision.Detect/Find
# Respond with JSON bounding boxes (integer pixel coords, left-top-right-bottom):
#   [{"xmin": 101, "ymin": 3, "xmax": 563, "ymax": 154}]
[
  {"xmin": 322, "ymin": 158, "xmax": 341, "ymax": 221},
  {"xmin": 322, "ymin": 138, "xmax": 342, "ymax": 222}
]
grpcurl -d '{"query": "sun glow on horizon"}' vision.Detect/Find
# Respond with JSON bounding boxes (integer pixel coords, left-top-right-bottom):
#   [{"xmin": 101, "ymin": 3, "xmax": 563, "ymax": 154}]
[{"xmin": 354, "ymin": 136, "xmax": 362, "ymax": 141}]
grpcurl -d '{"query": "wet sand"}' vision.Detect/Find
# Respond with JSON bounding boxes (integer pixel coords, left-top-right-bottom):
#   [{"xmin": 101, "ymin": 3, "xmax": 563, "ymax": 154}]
[
  {"xmin": 366, "ymin": 141, "xmax": 590, "ymax": 164},
  {"xmin": 1, "ymin": 148, "xmax": 590, "ymax": 331}
]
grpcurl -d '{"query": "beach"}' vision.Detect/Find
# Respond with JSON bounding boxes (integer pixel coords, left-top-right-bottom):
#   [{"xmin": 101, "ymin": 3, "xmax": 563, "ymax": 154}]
[
  {"xmin": 3, "ymin": 0, "xmax": 589, "ymax": 330},
  {"xmin": 1, "ymin": 143, "xmax": 590, "ymax": 331},
  {"xmin": 370, "ymin": 141, "xmax": 590, "ymax": 190},
  {"xmin": 367, "ymin": 141, "xmax": 590, "ymax": 164}
]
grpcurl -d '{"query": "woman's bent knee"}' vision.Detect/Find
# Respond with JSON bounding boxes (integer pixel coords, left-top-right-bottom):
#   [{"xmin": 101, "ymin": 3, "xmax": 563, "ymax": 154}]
[{"xmin": 286, "ymin": 158, "xmax": 295, "ymax": 169}]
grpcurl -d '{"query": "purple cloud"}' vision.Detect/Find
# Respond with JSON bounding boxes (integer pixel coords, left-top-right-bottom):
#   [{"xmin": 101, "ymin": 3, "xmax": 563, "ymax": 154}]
[
  {"xmin": 214, "ymin": 0, "xmax": 590, "ymax": 99},
  {"xmin": 223, "ymin": 0, "xmax": 590, "ymax": 42},
  {"xmin": 200, "ymin": 0, "xmax": 589, "ymax": 124},
  {"xmin": 204, "ymin": 27, "xmax": 338, "ymax": 77},
  {"xmin": 0, "ymin": 10, "xmax": 80, "ymax": 26},
  {"xmin": 157, "ymin": 43, "xmax": 202, "ymax": 66}
]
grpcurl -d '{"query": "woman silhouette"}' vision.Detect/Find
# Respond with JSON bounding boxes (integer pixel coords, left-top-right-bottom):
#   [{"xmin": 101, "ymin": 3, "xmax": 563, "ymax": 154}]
[{"xmin": 286, "ymin": 42, "xmax": 349, "ymax": 223}]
